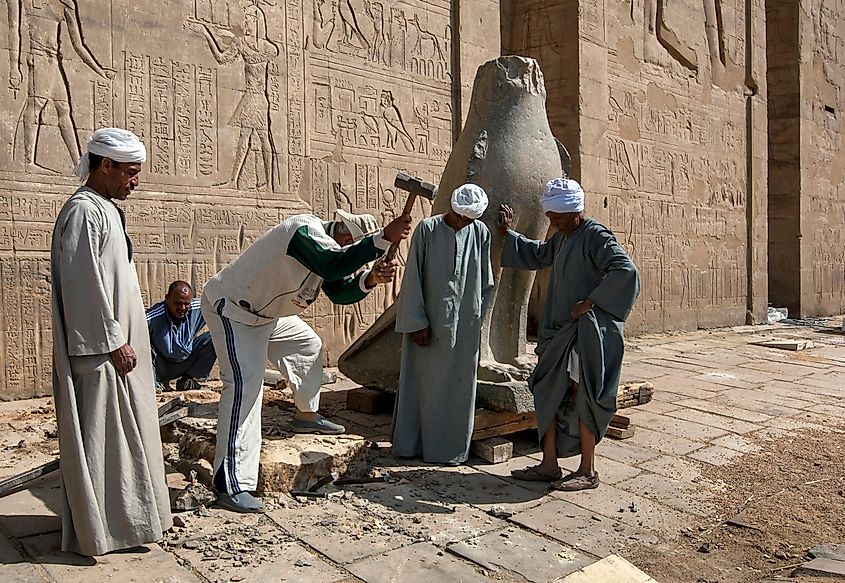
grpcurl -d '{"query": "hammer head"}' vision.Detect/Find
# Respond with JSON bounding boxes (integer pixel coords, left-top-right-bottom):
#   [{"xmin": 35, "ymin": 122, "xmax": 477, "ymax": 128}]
[{"xmin": 394, "ymin": 171, "xmax": 437, "ymax": 201}]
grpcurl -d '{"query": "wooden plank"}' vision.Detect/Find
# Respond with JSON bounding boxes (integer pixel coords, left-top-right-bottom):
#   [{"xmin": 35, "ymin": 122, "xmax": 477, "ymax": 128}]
[
  {"xmin": 470, "ymin": 437, "xmax": 513, "ymax": 464},
  {"xmin": 346, "ymin": 387, "xmax": 395, "ymax": 414},
  {"xmin": 158, "ymin": 407, "xmax": 190, "ymax": 427},
  {"xmin": 610, "ymin": 414, "xmax": 630, "ymax": 429},
  {"xmin": 472, "ymin": 410, "xmax": 536, "ymax": 440},
  {"xmin": 0, "ymin": 460, "xmax": 60, "ymax": 498},
  {"xmin": 606, "ymin": 425, "xmax": 635, "ymax": 440},
  {"xmin": 158, "ymin": 395, "xmax": 186, "ymax": 417}
]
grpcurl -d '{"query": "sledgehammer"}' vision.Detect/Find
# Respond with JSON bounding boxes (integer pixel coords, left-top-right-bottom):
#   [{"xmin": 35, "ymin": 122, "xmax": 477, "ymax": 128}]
[{"xmin": 382, "ymin": 171, "xmax": 437, "ymax": 262}]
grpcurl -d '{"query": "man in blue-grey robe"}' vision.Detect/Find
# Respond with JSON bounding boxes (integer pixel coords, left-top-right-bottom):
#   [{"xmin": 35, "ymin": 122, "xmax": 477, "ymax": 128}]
[
  {"xmin": 500, "ymin": 178, "xmax": 639, "ymax": 491},
  {"xmin": 392, "ymin": 184, "xmax": 494, "ymax": 465}
]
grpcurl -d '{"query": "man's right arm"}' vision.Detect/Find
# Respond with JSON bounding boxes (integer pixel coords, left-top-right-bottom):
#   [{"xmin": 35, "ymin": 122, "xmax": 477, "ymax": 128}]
[{"xmin": 286, "ymin": 225, "xmax": 388, "ymax": 281}]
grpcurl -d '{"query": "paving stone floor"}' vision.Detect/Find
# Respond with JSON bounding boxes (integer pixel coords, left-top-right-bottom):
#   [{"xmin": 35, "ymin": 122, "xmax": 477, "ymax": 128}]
[{"xmin": 1, "ymin": 319, "xmax": 843, "ymax": 582}]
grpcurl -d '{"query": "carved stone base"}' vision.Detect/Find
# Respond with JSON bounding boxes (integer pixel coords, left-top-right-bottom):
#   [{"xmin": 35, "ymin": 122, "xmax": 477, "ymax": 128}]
[
  {"xmin": 475, "ymin": 381, "xmax": 534, "ymax": 414},
  {"xmin": 173, "ymin": 404, "xmax": 369, "ymax": 495}
]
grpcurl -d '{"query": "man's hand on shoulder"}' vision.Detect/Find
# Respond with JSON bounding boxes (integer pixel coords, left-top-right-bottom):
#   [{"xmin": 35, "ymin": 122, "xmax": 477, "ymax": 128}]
[
  {"xmin": 382, "ymin": 214, "xmax": 412, "ymax": 243},
  {"xmin": 497, "ymin": 204, "xmax": 513, "ymax": 235},
  {"xmin": 110, "ymin": 343, "xmax": 137, "ymax": 377},
  {"xmin": 364, "ymin": 259, "xmax": 399, "ymax": 288},
  {"xmin": 412, "ymin": 327, "xmax": 431, "ymax": 347}
]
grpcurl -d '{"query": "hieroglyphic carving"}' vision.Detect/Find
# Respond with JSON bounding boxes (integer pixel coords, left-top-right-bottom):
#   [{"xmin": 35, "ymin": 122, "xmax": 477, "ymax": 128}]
[
  {"xmin": 640, "ymin": 0, "xmax": 746, "ymax": 86},
  {"xmin": 309, "ymin": 0, "xmax": 451, "ymax": 82},
  {"xmin": 124, "ymin": 53, "xmax": 220, "ymax": 179},
  {"xmin": 0, "ymin": 0, "xmax": 464, "ymax": 399},
  {"xmin": 309, "ymin": 76, "xmax": 451, "ymax": 162},
  {"xmin": 588, "ymin": 0, "xmax": 758, "ymax": 331}
]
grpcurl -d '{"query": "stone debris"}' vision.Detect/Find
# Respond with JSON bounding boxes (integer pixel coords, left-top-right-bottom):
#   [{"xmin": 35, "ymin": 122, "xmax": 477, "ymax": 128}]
[
  {"xmin": 172, "ymin": 482, "xmax": 217, "ymax": 511},
  {"xmin": 488, "ymin": 506, "xmax": 514, "ymax": 519}
]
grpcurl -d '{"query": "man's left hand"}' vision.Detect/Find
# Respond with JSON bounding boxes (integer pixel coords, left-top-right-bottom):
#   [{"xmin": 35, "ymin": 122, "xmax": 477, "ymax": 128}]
[
  {"xmin": 365, "ymin": 259, "xmax": 399, "ymax": 287},
  {"xmin": 570, "ymin": 299, "xmax": 594, "ymax": 319}
]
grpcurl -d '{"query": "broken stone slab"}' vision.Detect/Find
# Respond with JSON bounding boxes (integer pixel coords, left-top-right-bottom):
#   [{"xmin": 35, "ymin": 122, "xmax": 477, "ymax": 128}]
[
  {"xmin": 809, "ymin": 544, "xmax": 845, "ymax": 561},
  {"xmin": 794, "ymin": 557, "xmax": 845, "ymax": 578},
  {"xmin": 172, "ymin": 483, "xmax": 217, "ymax": 512},
  {"xmin": 176, "ymin": 408, "xmax": 368, "ymax": 494},
  {"xmin": 475, "ymin": 381, "xmax": 534, "ymax": 414},
  {"xmin": 753, "ymin": 339, "xmax": 815, "ymax": 351}
]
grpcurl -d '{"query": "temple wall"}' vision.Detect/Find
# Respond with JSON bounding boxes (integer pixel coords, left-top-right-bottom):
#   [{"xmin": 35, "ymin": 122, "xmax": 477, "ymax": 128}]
[
  {"xmin": 0, "ymin": 0, "xmax": 498, "ymax": 399},
  {"xmin": 514, "ymin": 0, "xmax": 768, "ymax": 334}
]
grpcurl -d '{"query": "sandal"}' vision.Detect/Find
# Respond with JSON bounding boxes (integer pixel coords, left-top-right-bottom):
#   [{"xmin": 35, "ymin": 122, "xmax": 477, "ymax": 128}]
[
  {"xmin": 550, "ymin": 472, "xmax": 600, "ymax": 492},
  {"xmin": 510, "ymin": 465, "xmax": 562, "ymax": 482}
]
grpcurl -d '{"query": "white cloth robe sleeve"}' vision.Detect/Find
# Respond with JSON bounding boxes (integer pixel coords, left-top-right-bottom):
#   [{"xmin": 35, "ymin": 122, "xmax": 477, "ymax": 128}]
[
  {"xmin": 395, "ymin": 222, "xmax": 430, "ymax": 334},
  {"xmin": 58, "ymin": 201, "xmax": 126, "ymax": 356}
]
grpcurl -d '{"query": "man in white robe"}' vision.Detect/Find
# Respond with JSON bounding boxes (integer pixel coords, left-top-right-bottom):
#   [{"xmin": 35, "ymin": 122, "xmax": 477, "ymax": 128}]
[
  {"xmin": 392, "ymin": 184, "xmax": 494, "ymax": 465},
  {"xmin": 51, "ymin": 128, "xmax": 172, "ymax": 555}
]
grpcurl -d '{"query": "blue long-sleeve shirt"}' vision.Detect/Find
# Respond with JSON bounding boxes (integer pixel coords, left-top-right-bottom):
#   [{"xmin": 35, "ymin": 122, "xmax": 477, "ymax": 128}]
[{"xmin": 146, "ymin": 298, "xmax": 205, "ymax": 363}]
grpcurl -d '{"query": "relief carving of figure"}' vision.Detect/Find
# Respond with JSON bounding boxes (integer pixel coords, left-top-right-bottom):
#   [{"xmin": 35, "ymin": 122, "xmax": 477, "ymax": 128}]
[
  {"xmin": 4, "ymin": 0, "xmax": 112, "ymax": 171},
  {"xmin": 409, "ymin": 14, "xmax": 444, "ymax": 63},
  {"xmin": 337, "ymin": 0, "xmax": 370, "ymax": 50},
  {"xmin": 379, "ymin": 90, "xmax": 414, "ymax": 152},
  {"xmin": 643, "ymin": 0, "xmax": 698, "ymax": 71},
  {"xmin": 312, "ymin": 0, "xmax": 369, "ymax": 52},
  {"xmin": 191, "ymin": 0, "xmax": 280, "ymax": 190},
  {"xmin": 364, "ymin": 1, "xmax": 388, "ymax": 66},
  {"xmin": 642, "ymin": 0, "xmax": 746, "ymax": 87}
]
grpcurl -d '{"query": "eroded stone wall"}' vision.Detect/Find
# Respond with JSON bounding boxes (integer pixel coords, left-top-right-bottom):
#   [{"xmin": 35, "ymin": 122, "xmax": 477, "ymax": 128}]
[
  {"xmin": 514, "ymin": 0, "xmax": 768, "ymax": 333},
  {"xmin": 0, "ymin": 0, "xmax": 501, "ymax": 399},
  {"xmin": 767, "ymin": 0, "xmax": 845, "ymax": 318},
  {"xmin": 800, "ymin": 0, "xmax": 845, "ymax": 317}
]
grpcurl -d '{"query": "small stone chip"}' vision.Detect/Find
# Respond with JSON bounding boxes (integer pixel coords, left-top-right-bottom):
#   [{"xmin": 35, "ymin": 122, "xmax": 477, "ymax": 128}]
[{"xmin": 294, "ymin": 559, "xmax": 314, "ymax": 567}]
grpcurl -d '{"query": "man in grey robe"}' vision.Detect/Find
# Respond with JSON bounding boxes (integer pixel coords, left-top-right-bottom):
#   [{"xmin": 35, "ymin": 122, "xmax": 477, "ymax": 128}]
[
  {"xmin": 51, "ymin": 128, "xmax": 172, "ymax": 555},
  {"xmin": 393, "ymin": 184, "xmax": 494, "ymax": 465},
  {"xmin": 499, "ymin": 178, "xmax": 639, "ymax": 491}
]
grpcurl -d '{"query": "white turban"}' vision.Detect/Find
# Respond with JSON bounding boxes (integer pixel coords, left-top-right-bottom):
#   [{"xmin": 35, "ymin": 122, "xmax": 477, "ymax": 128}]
[
  {"xmin": 335, "ymin": 209, "xmax": 379, "ymax": 242},
  {"xmin": 541, "ymin": 178, "xmax": 584, "ymax": 213},
  {"xmin": 450, "ymin": 183, "xmax": 488, "ymax": 219},
  {"xmin": 73, "ymin": 127, "xmax": 147, "ymax": 181}
]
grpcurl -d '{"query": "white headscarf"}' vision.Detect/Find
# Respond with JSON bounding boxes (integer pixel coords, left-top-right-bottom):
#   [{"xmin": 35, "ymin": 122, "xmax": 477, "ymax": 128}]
[
  {"xmin": 73, "ymin": 128, "xmax": 147, "ymax": 181},
  {"xmin": 450, "ymin": 183, "xmax": 488, "ymax": 219},
  {"xmin": 540, "ymin": 178, "xmax": 584, "ymax": 213},
  {"xmin": 335, "ymin": 209, "xmax": 380, "ymax": 242}
]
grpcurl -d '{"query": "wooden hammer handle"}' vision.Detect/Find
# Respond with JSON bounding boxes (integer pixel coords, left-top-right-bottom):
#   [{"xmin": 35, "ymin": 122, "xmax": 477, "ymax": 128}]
[
  {"xmin": 399, "ymin": 193, "xmax": 418, "ymax": 217},
  {"xmin": 382, "ymin": 194, "xmax": 418, "ymax": 263}
]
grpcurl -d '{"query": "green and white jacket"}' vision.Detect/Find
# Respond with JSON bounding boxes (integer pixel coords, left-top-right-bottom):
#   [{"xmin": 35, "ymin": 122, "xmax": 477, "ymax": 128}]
[{"xmin": 203, "ymin": 214, "xmax": 388, "ymax": 326}]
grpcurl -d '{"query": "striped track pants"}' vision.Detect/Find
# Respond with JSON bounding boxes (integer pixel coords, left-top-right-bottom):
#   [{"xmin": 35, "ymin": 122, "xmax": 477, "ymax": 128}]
[{"xmin": 201, "ymin": 295, "xmax": 324, "ymax": 493}]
